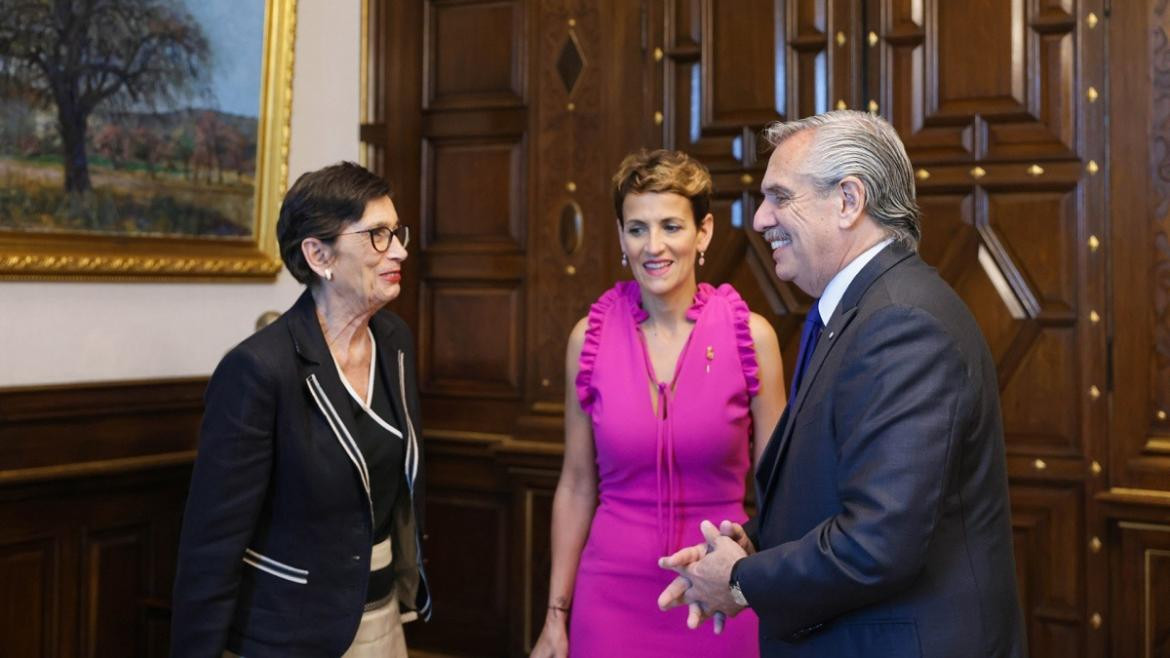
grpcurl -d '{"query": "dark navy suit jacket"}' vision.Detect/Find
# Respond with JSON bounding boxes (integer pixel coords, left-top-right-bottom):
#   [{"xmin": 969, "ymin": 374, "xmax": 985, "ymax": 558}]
[
  {"xmin": 738, "ymin": 244, "xmax": 1027, "ymax": 658},
  {"xmin": 171, "ymin": 290, "xmax": 430, "ymax": 658}
]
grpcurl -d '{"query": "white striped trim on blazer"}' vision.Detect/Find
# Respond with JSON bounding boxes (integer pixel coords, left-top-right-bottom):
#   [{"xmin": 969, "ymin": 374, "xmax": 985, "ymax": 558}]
[{"xmin": 242, "ymin": 548, "xmax": 309, "ymax": 585}]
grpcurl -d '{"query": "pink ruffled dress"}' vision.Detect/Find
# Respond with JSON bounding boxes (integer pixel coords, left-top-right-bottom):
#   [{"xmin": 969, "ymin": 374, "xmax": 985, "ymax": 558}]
[{"xmin": 569, "ymin": 281, "xmax": 761, "ymax": 657}]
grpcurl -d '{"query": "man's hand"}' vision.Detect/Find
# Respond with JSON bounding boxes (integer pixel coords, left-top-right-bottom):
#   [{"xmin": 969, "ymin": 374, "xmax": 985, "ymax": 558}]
[
  {"xmin": 718, "ymin": 520, "xmax": 756, "ymax": 556},
  {"xmin": 657, "ymin": 520, "xmax": 748, "ymax": 631}
]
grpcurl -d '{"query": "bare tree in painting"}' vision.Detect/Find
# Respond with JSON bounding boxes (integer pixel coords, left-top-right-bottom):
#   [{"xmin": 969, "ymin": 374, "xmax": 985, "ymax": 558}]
[{"xmin": 0, "ymin": 0, "xmax": 209, "ymax": 194}]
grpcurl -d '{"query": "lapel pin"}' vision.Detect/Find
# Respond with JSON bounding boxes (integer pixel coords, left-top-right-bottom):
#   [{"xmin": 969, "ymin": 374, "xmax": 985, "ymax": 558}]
[{"xmin": 706, "ymin": 345, "xmax": 715, "ymax": 373}]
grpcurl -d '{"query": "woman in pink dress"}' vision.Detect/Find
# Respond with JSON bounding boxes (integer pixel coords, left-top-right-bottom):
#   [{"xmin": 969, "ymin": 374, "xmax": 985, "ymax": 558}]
[{"xmin": 531, "ymin": 150, "xmax": 786, "ymax": 657}]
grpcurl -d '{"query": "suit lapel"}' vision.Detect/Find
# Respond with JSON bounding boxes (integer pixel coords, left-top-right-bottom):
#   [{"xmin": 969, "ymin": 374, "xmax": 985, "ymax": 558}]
[
  {"xmin": 757, "ymin": 243, "xmax": 916, "ymax": 511},
  {"xmin": 287, "ymin": 290, "xmax": 374, "ymax": 510},
  {"xmin": 758, "ymin": 305, "xmax": 859, "ymax": 507},
  {"xmin": 369, "ymin": 311, "xmax": 406, "ymax": 432}
]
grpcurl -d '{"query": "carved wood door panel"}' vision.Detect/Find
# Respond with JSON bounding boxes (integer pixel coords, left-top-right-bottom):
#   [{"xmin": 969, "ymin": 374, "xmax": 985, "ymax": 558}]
[
  {"xmin": 362, "ymin": 1, "xmax": 1139, "ymax": 655},
  {"xmin": 655, "ymin": 0, "xmax": 865, "ymax": 369},
  {"xmin": 869, "ymin": 2, "xmax": 1105, "ymax": 655},
  {"xmin": 653, "ymin": 2, "xmax": 1105, "ymax": 656}
]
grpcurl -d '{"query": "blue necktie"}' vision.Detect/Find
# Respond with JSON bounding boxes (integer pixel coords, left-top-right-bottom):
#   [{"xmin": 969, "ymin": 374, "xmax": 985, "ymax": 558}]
[{"xmin": 789, "ymin": 303, "xmax": 824, "ymax": 401}]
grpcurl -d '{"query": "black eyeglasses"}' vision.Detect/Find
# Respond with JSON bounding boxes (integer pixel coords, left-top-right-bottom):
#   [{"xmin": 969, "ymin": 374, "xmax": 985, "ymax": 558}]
[{"xmin": 337, "ymin": 224, "xmax": 410, "ymax": 252}]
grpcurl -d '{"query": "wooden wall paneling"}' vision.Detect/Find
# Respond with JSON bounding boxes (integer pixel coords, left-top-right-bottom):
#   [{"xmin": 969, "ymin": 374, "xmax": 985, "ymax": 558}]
[
  {"xmin": 410, "ymin": 489, "xmax": 511, "ymax": 654},
  {"xmin": 0, "ymin": 379, "xmax": 202, "ymax": 658},
  {"xmin": 910, "ymin": 165, "xmax": 1090, "ymax": 465},
  {"xmin": 1010, "ymin": 483, "xmax": 1086, "ymax": 658},
  {"xmin": 704, "ymin": 0, "xmax": 787, "ymax": 127},
  {"xmin": 414, "ymin": 0, "xmax": 529, "ymax": 418},
  {"xmin": 0, "ymin": 379, "xmax": 203, "ymax": 476},
  {"xmin": 984, "ymin": 174, "xmax": 1083, "ymax": 457},
  {"xmin": 1105, "ymin": 1, "xmax": 1170, "ymax": 653},
  {"xmin": 524, "ymin": 0, "xmax": 604, "ymax": 425},
  {"xmin": 420, "ymin": 281, "xmax": 523, "ymax": 397},
  {"xmin": 1116, "ymin": 521, "xmax": 1170, "ymax": 658},
  {"xmin": 495, "ymin": 444, "xmax": 560, "ymax": 656},
  {"xmin": 662, "ymin": 0, "xmax": 825, "ymax": 386},
  {"xmin": 828, "ymin": 0, "xmax": 861, "ymax": 113},
  {"xmin": 365, "ymin": 0, "xmax": 424, "ymax": 332},
  {"xmin": 424, "ymin": 138, "xmax": 525, "ymax": 248},
  {"xmin": 0, "ymin": 535, "xmax": 58, "ymax": 657},
  {"xmin": 519, "ymin": 0, "xmax": 648, "ymax": 437},
  {"xmin": 1076, "ymin": 0, "xmax": 1109, "ymax": 650},
  {"xmin": 425, "ymin": 0, "xmax": 526, "ymax": 110},
  {"xmin": 867, "ymin": 0, "xmax": 971, "ymax": 162},
  {"xmin": 356, "ymin": 0, "xmax": 1149, "ymax": 655},
  {"xmin": 663, "ymin": 0, "xmax": 784, "ymax": 172},
  {"xmin": 1110, "ymin": 0, "xmax": 1170, "ymax": 493},
  {"xmin": 786, "ymin": 0, "xmax": 829, "ymax": 120},
  {"xmin": 873, "ymin": 0, "xmax": 1077, "ymax": 164},
  {"xmin": 875, "ymin": 1, "xmax": 1104, "ymax": 654},
  {"xmin": 1100, "ymin": 496, "xmax": 1170, "ymax": 658},
  {"xmin": 81, "ymin": 522, "xmax": 151, "ymax": 657}
]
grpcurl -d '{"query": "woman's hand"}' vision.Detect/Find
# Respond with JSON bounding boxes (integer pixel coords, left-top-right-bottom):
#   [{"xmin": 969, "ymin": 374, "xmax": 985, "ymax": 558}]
[
  {"xmin": 530, "ymin": 608, "xmax": 569, "ymax": 658},
  {"xmin": 719, "ymin": 520, "xmax": 756, "ymax": 556}
]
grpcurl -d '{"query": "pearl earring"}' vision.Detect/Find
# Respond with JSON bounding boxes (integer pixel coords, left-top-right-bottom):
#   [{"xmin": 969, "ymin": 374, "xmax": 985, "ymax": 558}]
[
  {"xmin": 621, "ymin": 253, "xmax": 628, "ymax": 267},
  {"xmin": 324, "ymin": 268, "xmax": 333, "ymax": 281},
  {"xmin": 698, "ymin": 251, "xmax": 706, "ymax": 267}
]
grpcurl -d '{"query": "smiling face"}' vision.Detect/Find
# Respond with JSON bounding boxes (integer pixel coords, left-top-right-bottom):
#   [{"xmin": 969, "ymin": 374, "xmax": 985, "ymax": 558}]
[
  {"xmin": 753, "ymin": 130, "xmax": 856, "ymax": 297},
  {"xmin": 619, "ymin": 191, "xmax": 712, "ymax": 298},
  {"xmin": 325, "ymin": 195, "xmax": 408, "ymax": 310}
]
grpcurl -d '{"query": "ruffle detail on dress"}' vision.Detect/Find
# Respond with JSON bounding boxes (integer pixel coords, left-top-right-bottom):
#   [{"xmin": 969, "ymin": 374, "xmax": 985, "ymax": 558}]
[
  {"xmin": 576, "ymin": 282, "xmax": 640, "ymax": 412},
  {"xmin": 618, "ymin": 279, "xmax": 650, "ymax": 324},
  {"xmin": 688, "ymin": 282, "xmax": 760, "ymax": 397}
]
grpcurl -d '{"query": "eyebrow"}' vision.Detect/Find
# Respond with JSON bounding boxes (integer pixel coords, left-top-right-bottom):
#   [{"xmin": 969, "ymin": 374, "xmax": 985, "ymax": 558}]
[
  {"xmin": 761, "ymin": 183, "xmax": 792, "ymax": 196},
  {"xmin": 624, "ymin": 215, "xmax": 687, "ymax": 225}
]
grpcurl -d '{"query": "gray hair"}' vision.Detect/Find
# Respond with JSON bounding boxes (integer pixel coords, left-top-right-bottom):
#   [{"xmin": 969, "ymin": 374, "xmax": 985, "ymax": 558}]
[{"xmin": 761, "ymin": 110, "xmax": 921, "ymax": 250}]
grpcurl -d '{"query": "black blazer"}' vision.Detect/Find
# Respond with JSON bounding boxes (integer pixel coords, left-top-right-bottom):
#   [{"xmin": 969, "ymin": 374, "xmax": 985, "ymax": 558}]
[
  {"xmin": 739, "ymin": 244, "xmax": 1026, "ymax": 658},
  {"xmin": 171, "ymin": 290, "xmax": 431, "ymax": 658}
]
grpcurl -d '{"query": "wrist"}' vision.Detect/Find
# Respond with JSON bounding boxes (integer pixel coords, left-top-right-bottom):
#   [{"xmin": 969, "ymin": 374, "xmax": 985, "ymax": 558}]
[{"xmin": 729, "ymin": 557, "xmax": 748, "ymax": 607}]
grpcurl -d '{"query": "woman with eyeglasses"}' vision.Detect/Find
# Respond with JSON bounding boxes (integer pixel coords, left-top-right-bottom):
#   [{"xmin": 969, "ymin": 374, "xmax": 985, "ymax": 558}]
[{"xmin": 172, "ymin": 161, "xmax": 429, "ymax": 658}]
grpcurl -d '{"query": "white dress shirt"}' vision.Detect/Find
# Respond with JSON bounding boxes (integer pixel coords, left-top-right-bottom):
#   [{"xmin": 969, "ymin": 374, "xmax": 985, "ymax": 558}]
[{"xmin": 817, "ymin": 238, "xmax": 894, "ymax": 325}]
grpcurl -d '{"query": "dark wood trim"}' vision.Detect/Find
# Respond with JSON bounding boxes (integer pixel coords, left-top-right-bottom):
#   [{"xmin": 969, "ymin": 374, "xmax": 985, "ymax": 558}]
[
  {"xmin": 0, "ymin": 377, "xmax": 203, "ymax": 657},
  {"xmin": 0, "ymin": 451, "xmax": 196, "ymax": 485},
  {"xmin": 0, "ymin": 377, "xmax": 206, "ymax": 478}
]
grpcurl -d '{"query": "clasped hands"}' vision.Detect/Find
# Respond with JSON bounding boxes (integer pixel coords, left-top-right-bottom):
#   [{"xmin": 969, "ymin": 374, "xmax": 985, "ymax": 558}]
[{"xmin": 656, "ymin": 519, "xmax": 754, "ymax": 634}]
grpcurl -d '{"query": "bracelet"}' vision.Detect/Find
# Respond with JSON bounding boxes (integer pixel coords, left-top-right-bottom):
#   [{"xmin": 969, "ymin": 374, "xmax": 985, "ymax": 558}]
[{"xmin": 548, "ymin": 604, "xmax": 570, "ymax": 613}]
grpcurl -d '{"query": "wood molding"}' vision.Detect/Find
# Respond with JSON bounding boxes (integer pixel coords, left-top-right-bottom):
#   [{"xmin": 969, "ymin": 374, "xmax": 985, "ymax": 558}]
[
  {"xmin": 1098, "ymin": 488, "xmax": 1170, "ymax": 509},
  {"xmin": 0, "ymin": 377, "xmax": 206, "ymax": 481},
  {"xmin": 0, "ymin": 451, "xmax": 197, "ymax": 485}
]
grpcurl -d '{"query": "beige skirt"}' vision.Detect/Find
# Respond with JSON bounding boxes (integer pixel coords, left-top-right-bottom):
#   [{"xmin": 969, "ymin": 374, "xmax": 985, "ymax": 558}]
[{"xmin": 225, "ymin": 538, "xmax": 407, "ymax": 658}]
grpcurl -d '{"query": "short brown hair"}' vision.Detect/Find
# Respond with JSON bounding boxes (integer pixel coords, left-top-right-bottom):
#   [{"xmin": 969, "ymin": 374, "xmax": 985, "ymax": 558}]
[{"xmin": 612, "ymin": 149, "xmax": 712, "ymax": 225}]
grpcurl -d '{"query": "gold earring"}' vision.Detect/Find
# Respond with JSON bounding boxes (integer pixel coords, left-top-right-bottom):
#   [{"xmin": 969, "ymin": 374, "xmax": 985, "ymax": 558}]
[
  {"xmin": 698, "ymin": 251, "xmax": 706, "ymax": 267},
  {"xmin": 621, "ymin": 253, "xmax": 628, "ymax": 267}
]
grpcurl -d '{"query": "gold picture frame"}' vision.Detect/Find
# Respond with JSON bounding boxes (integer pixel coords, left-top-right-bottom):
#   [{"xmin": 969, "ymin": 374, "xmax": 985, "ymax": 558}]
[{"xmin": 0, "ymin": 0, "xmax": 296, "ymax": 281}]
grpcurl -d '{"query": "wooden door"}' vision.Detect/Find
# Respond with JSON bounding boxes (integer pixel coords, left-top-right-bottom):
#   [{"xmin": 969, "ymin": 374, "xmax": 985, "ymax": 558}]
[
  {"xmin": 363, "ymin": 0, "xmax": 649, "ymax": 654},
  {"xmin": 364, "ymin": 1, "xmax": 1167, "ymax": 656},
  {"xmin": 652, "ymin": 1, "xmax": 1102, "ymax": 657},
  {"xmin": 872, "ymin": 2, "xmax": 1104, "ymax": 656},
  {"xmin": 1104, "ymin": 1, "xmax": 1170, "ymax": 657}
]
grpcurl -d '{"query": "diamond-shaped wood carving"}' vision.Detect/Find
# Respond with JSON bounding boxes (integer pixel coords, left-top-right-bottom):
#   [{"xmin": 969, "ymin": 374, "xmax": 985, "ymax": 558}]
[{"xmin": 556, "ymin": 32, "xmax": 584, "ymax": 94}]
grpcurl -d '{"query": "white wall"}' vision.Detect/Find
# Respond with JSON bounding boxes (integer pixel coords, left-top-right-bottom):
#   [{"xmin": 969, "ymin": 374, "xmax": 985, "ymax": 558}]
[{"xmin": 0, "ymin": 0, "xmax": 360, "ymax": 387}]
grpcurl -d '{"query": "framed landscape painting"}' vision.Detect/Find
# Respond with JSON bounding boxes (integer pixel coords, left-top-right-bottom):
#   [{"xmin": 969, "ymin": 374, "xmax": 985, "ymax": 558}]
[{"xmin": 0, "ymin": 0, "xmax": 296, "ymax": 280}]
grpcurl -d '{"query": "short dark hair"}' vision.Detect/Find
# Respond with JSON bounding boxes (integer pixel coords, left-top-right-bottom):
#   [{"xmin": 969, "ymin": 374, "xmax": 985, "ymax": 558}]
[
  {"xmin": 276, "ymin": 161, "xmax": 393, "ymax": 284},
  {"xmin": 612, "ymin": 149, "xmax": 712, "ymax": 226}
]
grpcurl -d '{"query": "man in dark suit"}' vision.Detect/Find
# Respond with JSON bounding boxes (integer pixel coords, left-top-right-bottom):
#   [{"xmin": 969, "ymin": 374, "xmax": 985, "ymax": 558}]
[{"xmin": 658, "ymin": 110, "xmax": 1027, "ymax": 658}]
